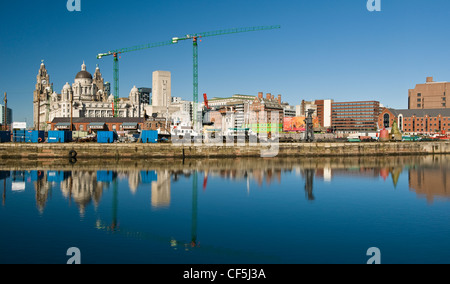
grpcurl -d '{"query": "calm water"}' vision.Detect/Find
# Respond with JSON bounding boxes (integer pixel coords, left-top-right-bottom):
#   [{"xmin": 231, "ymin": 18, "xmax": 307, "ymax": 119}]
[{"xmin": 1, "ymin": 156, "xmax": 450, "ymax": 264}]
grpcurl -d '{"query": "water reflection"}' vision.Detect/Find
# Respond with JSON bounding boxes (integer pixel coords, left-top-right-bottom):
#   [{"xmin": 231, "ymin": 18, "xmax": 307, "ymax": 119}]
[
  {"xmin": 2, "ymin": 155, "xmax": 450, "ymax": 264},
  {"xmin": 2, "ymin": 155, "xmax": 450, "ymax": 213}
]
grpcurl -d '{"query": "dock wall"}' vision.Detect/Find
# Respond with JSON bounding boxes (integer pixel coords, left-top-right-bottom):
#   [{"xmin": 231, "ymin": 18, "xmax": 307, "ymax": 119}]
[{"xmin": 0, "ymin": 142, "xmax": 448, "ymax": 160}]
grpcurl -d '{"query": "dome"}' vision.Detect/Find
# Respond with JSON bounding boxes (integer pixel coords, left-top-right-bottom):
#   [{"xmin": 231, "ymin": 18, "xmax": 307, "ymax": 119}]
[
  {"xmin": 75, "ymin": 61, "xmax": 92, "ymax": 80},
  {"xmin": 63, "ymin": 82, "xmax": 72, "ymax": 90},
  {"xmin": 131, "ymin": 86, "xmax": 139, "ymax": 93},
  {"xmin": 75, "ymin": 70, "xmax": 93, "ymax": 80}
]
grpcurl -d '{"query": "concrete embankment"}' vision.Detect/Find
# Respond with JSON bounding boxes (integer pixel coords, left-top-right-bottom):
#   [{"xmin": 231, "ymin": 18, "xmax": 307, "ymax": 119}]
[{"xmin": 0, "ymin": 141, "xmax": 449, "ymax": 160}]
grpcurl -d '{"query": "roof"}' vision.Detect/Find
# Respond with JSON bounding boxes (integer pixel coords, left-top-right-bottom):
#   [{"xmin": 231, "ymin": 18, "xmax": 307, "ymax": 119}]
[
  {"xmin": 254, "ymin": 97, "xmax": 283, "ymax": 110},
  {"xmin": 51, "ymin": 117, "xmax": 144, "ymax": 124},
  {"xmin": 75, "ymin": 70, "xmax": 93, "ymax": 80},
  {"xmin": 387, "ymin": 108, "xmax": 450, "ymax": 117},
  {"xmin": 89, "ymin": 122, "xmax": 106, "ymax": 126}
]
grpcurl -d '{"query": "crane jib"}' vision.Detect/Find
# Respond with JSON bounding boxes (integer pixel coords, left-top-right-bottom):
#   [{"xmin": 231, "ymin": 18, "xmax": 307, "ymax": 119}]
[{"xmin": 96, "ymin": 25, "xmax": 280, "ymax": 118}]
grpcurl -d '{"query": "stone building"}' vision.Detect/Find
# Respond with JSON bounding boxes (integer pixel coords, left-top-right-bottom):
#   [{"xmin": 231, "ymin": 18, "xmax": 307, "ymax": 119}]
[{"xmin": 33, "ymin": 61, "xmax": 144, "ymax": 131}]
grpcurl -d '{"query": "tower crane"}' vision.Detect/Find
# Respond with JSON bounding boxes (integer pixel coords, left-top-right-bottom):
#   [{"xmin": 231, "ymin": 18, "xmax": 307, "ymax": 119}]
[
  {"xmin": 97, "ymin": 40, "xmax": 175, "ymax": 117},
  {"xmin": 170, "ymin": 25, "xmax": 281, "ymax": 129}
]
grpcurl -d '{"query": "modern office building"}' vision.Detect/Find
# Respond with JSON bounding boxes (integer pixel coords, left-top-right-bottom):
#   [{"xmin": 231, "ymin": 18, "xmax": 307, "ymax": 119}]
[
  {"xmin": 282, "ymin": 103, "xmax": 296, "ymax": 118},
  {"xmin": 408, "ymin": 77, "xmax": 450, "ymax": 109},
  {"xmin": 331, "ymin": 101, "xmax": 381, "ymax": 132},
  {"xmin": 0, "ymin": 104, "xmax": 12, "ymax": 129},
  {"xmin": 138, "ymin": 87, "xmax": 152, "ymax": 105}
]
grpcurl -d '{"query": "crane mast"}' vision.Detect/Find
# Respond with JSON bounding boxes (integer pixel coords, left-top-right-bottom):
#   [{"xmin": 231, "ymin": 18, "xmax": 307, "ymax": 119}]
[
  {"xmin": 171, "ymin": 25, "xmax": 281, "ymax": 129},
  {"xmin": 97, "ymin": 40, "xmax": 175, "ymax": 117},
  {"xmin": 97, "ymin": 25, "xmax": 281, "ymax": 123}
]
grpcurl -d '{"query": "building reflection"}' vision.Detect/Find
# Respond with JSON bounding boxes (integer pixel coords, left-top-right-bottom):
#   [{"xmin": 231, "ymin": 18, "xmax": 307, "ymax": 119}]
[
  {"xmin": 408, "ymin": 167, "xmax": 450, "ymax": 203},
  {"xmin": 2, "ymin": 157, "xmax": 450, "ymax": 212}
]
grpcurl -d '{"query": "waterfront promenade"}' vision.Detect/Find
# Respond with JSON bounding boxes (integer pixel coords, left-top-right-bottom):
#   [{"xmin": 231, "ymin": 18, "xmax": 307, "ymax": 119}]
[{"xmin": 0, "ymin": 141, "xmax": 448, "ymax": 160}]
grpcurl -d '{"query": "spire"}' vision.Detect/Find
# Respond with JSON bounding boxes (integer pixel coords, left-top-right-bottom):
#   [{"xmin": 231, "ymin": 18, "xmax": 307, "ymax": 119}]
[{"xmin": 81, "ymin": 61, "xmax": 86, "ymax": 71}]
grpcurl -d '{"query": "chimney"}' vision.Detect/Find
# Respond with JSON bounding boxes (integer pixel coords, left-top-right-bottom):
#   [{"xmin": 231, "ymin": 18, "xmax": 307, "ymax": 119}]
[
  {"xmin": 277, "ymin": 94, "xmax": 282, "ymax": 104},
  {"xmin": 426, "ymin": 77, "xmax": 434, "ymax": 83},
  {"xmin": 266, "ymin": 93, "xmax": 271, "ymax": 100},
  {"xmin": 258, "ymin": 92, "xmax": 263, "ymax": 99}
]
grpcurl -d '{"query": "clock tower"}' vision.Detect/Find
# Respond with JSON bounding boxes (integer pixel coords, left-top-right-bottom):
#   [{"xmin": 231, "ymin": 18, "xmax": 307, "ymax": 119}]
[{"xmin": 33, "ymin": 60, "xmax": 52, "ymax": 130}]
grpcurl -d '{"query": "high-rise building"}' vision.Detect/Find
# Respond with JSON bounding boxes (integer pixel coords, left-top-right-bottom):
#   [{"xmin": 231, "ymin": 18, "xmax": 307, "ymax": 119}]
[
  {"xmin": 138, "ymin": 87, "xmax": 152, "ymax": 105},
  {"xmin": 408, "ymin": 77, "xmax": 450, "ymax": 109},
  {"xmin": 0, "ymin": 104, "xmax": 12, "ymax": 128},
  {"xmin": 144, "ymin": 71, "xmax": 180, "ymax": 121},
  {"xmin": 152, "ymin": 71, "xmax": 171, "ymax": 107}
]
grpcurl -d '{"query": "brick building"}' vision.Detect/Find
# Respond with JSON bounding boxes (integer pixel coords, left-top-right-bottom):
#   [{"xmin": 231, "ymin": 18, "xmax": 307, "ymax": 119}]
[
  {"xmin": 247, "ymin": 92, "xmax": 284, "ymax": 136},
  {"xmin": 51, "ymin": 117, "xmax": 144, "ymax": 135},
  {"xmin": 378, "ymin": 108, "xmax": 450, "ymax": 134},
  {"xmin": 408, "ymin": 77, "xmax": 450, "ymax": 109}
]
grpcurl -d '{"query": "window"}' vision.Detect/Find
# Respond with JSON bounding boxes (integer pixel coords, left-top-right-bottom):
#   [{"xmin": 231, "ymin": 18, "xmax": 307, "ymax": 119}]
[
  {"xmin": 417, "ymin": 98, "xmax": 421, "ymax": 102},
  {"xmin": 417, "ymin": 93, "xmax": 422, "ymax": 97},
  {"xmin": 417, "ymin": 104, "xmax": 421, "ymax": 108}
]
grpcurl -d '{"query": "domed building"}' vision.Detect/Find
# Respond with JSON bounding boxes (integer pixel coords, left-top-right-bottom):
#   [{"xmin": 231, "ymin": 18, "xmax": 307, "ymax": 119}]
[{"xmin": 33, "ymin": 61, "xmax": 145, "ymax": 131}]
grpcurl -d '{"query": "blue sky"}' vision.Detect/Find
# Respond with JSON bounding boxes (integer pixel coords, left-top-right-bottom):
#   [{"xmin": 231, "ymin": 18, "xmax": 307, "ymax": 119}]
[{"xmin": 1, "ymin": 0, "xmax": 450, "ymax": 122}]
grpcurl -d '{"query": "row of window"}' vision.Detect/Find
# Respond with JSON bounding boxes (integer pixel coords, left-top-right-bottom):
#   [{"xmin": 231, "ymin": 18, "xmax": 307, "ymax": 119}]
[
  {"xmin": 404, "ymin": 129, "xmax": 444, "ymax": 133},
  {"xmin": 404, "ymin": 123, "xmax": 446, "ymax": 127},
  {"xmin": 333, "ymin": 102, "xmax": 377, "ymax": 106},
  {"xmin": 416, "ymin": 92, "xmax": 446, "ymax": 97},
  {"xmin": 404, "ymin": 117, "xmax": 450, "ymax": 121},
  {"xmin": 417, "ymin": 103, "xmax": 446, "ymax": 107}
]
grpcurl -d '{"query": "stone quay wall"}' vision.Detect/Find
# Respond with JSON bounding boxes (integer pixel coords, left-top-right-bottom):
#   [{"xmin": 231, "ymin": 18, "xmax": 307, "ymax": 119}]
[{"xmin": 0, "ymin": 142, "xmax": 448, "ymax": 160}]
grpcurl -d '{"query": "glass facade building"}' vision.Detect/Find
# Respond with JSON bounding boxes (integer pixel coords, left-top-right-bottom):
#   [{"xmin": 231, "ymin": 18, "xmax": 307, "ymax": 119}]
[{"xmin": 331, "ymin": 101, "xmax": 381, "ymax": 132}]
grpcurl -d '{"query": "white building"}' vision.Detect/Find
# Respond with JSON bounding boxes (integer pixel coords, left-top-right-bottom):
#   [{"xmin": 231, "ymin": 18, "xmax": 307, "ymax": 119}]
[{"xmin": 33, "ymin": 61, "xmax": 144, "ymax": 131}]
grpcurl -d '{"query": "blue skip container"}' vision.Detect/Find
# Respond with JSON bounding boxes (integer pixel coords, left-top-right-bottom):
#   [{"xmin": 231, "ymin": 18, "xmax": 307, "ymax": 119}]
[
  {"xmin": 48, "ymin": 131, "xmax": 72, "ymax": 143},
  {"xmin": 97, "ymin": 131, "xmax": 117, "ymax": 143},
  {"xmin": 141, "ymin": 130, "xmax": 158, "ymax": 143},
  {"xmin": 0, "ymin": 131, "xmax": 11, "ymax": 143},
  {"xmin": 25, "ymin": 130, "xmax": 45, "ymax": 143}
]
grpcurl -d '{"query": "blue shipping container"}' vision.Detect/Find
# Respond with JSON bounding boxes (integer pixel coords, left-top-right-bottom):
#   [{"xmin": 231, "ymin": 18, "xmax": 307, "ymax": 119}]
[
  {"xmin": 141, "ymin": 130, "xmax": 158, "ymax": 143},
  {"xmin": 13, "ymin": 130, "xmax": 26, "ymax": 142},
  {"xmin": 48, "ymin": 131, "xmax": 72, "ymax": 143},
  {"xmin": 25, "ymin": 131, "xmax": 45, "ymax": 143},
  {"xmin": 0, "ymin": 131, "xmax": 11, "ymax": 143},
  {"xmin": 97, "ymin": 131, "xmax": 117, "ymax": 143}
]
